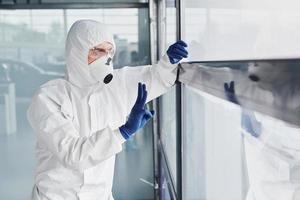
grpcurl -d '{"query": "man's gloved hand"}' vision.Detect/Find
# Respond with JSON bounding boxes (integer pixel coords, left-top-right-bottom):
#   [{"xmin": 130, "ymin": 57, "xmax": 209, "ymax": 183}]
[
  {"xmin": 119, "ymin": 83, "xmax": 155, "ymax": 140},
  {"xmin": 167, "ymin": 40, "xmax": 188, "ymax": 64},
  {"xmin": 224, "ymin": 81, "xmax": 240, "ymax": 104}
]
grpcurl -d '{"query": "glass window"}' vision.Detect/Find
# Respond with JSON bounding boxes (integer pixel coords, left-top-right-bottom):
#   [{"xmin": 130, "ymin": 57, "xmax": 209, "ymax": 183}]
[
  {"xmin": 0, "ymin": 8, "xmax": 151, "ymax": 199},
  {"xmin": 181, "ymin": 0, "xmax": 300, "ymax": 61},
  {"xmin": 182, "ymin": 83, "xmax": 300, "ymax": 200},
  {"xmin": 160, "ymin": 87, "xmax": 177, "ymax": 187},
  {"xmin": 182, "ymin": 85, "xmax": 248, "ymax": 200}
]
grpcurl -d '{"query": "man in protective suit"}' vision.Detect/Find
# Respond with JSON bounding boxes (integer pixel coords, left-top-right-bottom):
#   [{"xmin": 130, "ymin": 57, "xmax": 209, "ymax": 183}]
[{"xmin": 27, "ymin": 20, "xmax": 188, "ymax": 199}]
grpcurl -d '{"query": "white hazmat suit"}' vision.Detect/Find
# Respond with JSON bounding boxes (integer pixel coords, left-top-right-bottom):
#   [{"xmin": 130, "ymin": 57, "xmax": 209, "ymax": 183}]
[{"xmin": 27, "ymin": 20, "xmax": 177, "ymax": 200}]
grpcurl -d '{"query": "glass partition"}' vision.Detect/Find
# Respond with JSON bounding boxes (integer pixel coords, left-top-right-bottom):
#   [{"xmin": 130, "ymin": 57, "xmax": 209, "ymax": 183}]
[
  {"xmin": 180, "ymin": 60, "xmax": 300, "ymax": 199},
  {"xmin": 182, "ymin": 83, "xmax": 300, "ymax": 200},
  {"xmin": 159, "ymin": 0, "xmax": 300, "ymax": 199},
  {"xmin": 182, "ymin": 85, "xmax": 247, "ymax": 200}
]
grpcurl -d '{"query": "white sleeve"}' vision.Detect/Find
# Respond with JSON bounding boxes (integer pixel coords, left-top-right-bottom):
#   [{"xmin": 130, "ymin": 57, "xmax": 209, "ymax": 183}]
[
  {"xmin": 116, "ymin": 54, "xmax": 178, "ymax": 112},
  {"xmin": 27, "ymin": 92, "xmax": 125, "ymax": 171}
]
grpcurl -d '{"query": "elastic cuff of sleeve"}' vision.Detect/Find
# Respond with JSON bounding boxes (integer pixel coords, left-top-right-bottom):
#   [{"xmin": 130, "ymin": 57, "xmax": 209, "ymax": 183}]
[
  {"xmin": 156, "ymin": 55, "xmax": 178, "ymax": 86},
  {"xmin": 116, "ymin": 129, "xmax": 127, "ymax": 144},
  {"xmin": 161, "ymin": 54, "xmax": 177, "ymax": 66},
  {"xmin": 119, "ymin": 125, "xmax": 131, "ymax": 140}
]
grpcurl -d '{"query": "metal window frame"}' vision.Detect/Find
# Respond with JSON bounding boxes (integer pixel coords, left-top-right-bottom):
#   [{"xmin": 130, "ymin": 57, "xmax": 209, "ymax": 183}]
[
  {"xmin": 0, "ymin": 1, "xmax": 148, "ymax": 9},
  {"xmin": 175, "ymin": 0, "xmax": 182, "ymax": 198},
  {"xmin": 149, "ymin": 0, "xmax": 160, "ymax": 199},
  {"xmin": 155, "ymin": 0, "xmax": 169, "ymax": 200},
  {"xmin": 155, "ymin": 0, "xmax": 183, "ymax": 199}
]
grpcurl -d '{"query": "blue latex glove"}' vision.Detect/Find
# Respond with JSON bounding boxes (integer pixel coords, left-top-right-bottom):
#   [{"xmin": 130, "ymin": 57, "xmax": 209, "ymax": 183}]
[
  {"xmin": 119, "ymin": 83, "xmax": 155, "ymax": 140},
  {"xmin": 167, "ymin": 40, "xmax": 188, "ymax": 64},
  {"xmin": 224, "ymin": 81, "xmax": 240, "ymax": 104}
]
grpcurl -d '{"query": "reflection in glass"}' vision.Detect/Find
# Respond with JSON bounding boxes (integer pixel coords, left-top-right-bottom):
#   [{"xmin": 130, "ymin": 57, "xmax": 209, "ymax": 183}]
[
  {"xmin": 183, "ymin": 86, "xmax": 247, "ymax": 200},
  {"xmin": 180, "ymin": 60, "xmax": 300, "ymax": 126},
  {"xmin": 181, "ymin": 59, "xmax": 300, "ymax": 199},
  {"xmin": 160, "ymin": 87, "xmax": 177, "ymax": 188}
]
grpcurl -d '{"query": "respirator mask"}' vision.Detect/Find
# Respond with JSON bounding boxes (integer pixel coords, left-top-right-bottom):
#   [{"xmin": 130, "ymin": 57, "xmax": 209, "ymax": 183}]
[{"xmin": 89, "ymin": 54, "xmax": 114, "ymax": 84}]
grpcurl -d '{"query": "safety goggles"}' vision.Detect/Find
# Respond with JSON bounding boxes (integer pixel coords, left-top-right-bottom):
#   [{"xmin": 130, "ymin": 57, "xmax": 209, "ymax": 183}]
[{"xmin": 90, "ymin": 42, "xmax": 114, "ymax": 58}]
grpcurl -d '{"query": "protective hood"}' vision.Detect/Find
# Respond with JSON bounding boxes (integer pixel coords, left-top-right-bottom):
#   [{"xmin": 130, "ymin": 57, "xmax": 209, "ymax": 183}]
[{"xmin": 65, "ymin": 20, "xmax": 116, "ymax": 88}]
